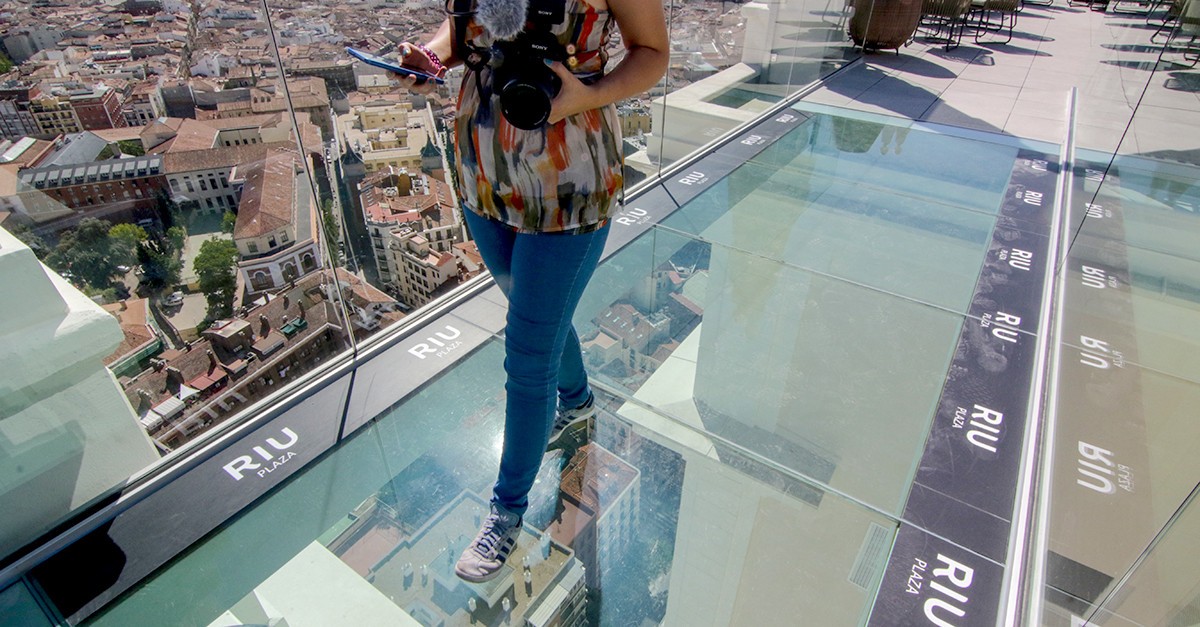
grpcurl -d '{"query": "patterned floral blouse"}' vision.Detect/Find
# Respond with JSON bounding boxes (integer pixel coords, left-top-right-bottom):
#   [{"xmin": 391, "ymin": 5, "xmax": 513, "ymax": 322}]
[{"xmin": 454, "ymin": 0, "xmax": 623, "ymax": 234}]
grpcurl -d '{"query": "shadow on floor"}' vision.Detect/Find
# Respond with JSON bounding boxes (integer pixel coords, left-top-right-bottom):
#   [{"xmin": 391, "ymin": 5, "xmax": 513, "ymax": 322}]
[
  {"xmin": 890, "ymin": 55, "xmax": 961, "ymax": 78},
  {"xmin": 975, "ymin": 41, "xmax": 1053, "ymax": 56},
  {"xmin": 1102, "ymin": 42, "xmax": 1172, "ymax": 53},
  {"xmin": 822, "ymin": 68, "xmax": 1005, "ymax": 133},
  {"xmin": 1010, "ymin": 30, "xmax": 1056, "ymax": 42},
  {"xmin": 1164, "ymin": 70, "xmax": 1200, "ymax": 92},
  {"xmin": 1102, "ymin": 58, "xmax": 1170, "ymax": 70}
]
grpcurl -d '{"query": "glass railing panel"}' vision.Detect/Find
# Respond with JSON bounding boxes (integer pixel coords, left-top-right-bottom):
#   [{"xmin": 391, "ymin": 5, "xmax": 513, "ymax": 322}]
[
  {"xmin": 651, "ymin": 0, "xmax": 860, "ymax": 177},
  {"xmin": 1035, "ymin": 15, "xmax": 1200, "ymax": 623},
  {"xmin": 1061, "ymin": 154, "xmax": 1200, "ymax": 384},
  {"xmin": 1078, "ymin": 480, "xmax": 1200, "ymax": 627},
  {"xmin": 83, "ymin": 336, "xmax": 896, "ymax": 627},
  {"xmin": 1040, "ymin": 366, "xmax": 1200, "ymax": 625},
  {"xmin": 0, "ymin": 0, "xmax": 364, "ymax": 567},
  {"xmin": 576, "ymin": 226, "xmax": 968, "ymax": 516}
]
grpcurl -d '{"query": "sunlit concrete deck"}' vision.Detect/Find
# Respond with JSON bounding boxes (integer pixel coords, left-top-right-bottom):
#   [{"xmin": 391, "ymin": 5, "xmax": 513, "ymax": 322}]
[{"xmin": 805, "ymin": 2, "xmax": 1200, "ymax": 158}]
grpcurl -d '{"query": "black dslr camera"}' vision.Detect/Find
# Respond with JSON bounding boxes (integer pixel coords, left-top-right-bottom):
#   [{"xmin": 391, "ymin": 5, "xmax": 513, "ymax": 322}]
[{"xmin": 490, "ymin": 0, "xmax": 567, "ymax": 130}]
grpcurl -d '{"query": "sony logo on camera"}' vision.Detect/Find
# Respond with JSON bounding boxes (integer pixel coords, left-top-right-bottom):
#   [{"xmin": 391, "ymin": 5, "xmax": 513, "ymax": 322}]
[
  {"xmin": 488, "ymin": 0, "xmax": 569, "ymax": 129},
  {"xmin": 527, "ymin": 0, "xmax": 565, "ymax": 25}
]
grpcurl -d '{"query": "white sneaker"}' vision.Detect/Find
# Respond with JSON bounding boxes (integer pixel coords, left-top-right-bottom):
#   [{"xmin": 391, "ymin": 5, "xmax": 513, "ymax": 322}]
[
  {"xmin": 455, "ymin": 504, "xmax": 521, "ymax": 583},
  {"xmin": 547, "ymin": 392, "xmax": 595, "ymax": 448}
]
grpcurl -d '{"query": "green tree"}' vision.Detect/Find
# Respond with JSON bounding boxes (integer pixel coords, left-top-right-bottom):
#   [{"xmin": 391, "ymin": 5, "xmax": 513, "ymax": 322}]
[
  {"xmin": 9, "ymin": 224, "xmax": 48, "ymax": 259},
  {"xmin": 319, "ymin": 199, "xmax": 339, "ymax": 251},
  {"xmin": 220, "ymin": 210, "xmax": 237, "ymax": 234},
  {"xmin": 166, "ymin": 225, "xmax": 186, "ymax": 253},
  {"xmin": 46, "ymin": 218, "xmax": 122, "ymax": 289},
  {"xmin": 116, "ymin": 139, "xmax": 145, "ymax": 156},
  {"xmin": 194, "ymin": 238, "xmax": 239, "ymax": 320},
  {"xmin": 137, "ymin": 237, "xmax": 181, "ymax": 291},
  {"xmin": 154, "ymin": 188, "xmax": 180, "ymax": 230},
  {"xmin": 0, "ymin": 51, "xmax": 12, "ymax": 73},
  {"xmin": 108, "ymin": 223, "xmax": 148, "ymax": 266}
]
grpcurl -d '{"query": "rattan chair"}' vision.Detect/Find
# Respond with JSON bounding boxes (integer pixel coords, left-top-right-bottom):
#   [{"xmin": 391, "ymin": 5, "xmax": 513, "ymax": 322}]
[
  {"xmin": 971, "ymin": 0, "xmax": 1020, "ymax": 43},
  {"xmin": 921, "ymin": 0, "xmax": 974, "ymax": 49},
  {"xmin": 850, "ymin": 0, "xmax": 925, "ymax": 51},
  {"xmin": 1152, "ymin": 0, "xmax": 1187, "ymax": 40},
  {"xmin": 1161, "ymin": 0, "xmax": 1200, "ymax": 65}
]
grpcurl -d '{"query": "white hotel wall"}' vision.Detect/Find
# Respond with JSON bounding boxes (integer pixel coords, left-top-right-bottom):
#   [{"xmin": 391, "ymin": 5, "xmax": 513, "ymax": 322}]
[{"xmin": 0, "ymin": 226, "xmax": 158, "ymax": 559}]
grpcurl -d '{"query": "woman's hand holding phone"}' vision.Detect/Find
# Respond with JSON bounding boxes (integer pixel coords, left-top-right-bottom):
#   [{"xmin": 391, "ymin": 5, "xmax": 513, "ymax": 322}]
[{"xmin": 397, "ymin": 43, "xmax": 446, "ymax": 94}]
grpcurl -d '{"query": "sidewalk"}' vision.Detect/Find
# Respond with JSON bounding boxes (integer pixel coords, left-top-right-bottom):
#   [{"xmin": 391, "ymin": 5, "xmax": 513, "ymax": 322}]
[{"xmin": 804, "ymin": 1, "xmax": 1200, "ymax": 160}]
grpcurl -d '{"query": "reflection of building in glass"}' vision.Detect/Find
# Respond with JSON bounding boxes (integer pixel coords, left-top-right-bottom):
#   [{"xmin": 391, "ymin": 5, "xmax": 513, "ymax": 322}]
[
  {"xmin": 327, "ymin": 490, "xmax": 586, "ymax": 626},
  {"xmin": 549, "ymin": 443, "xmax": 641, "ymax": 589},
  {"xmin": 638, "ymin": 0, "xmax": 840, "ymax": 167},
  {"xmin": 582, "ymin": 257, "xmax": 705, "ymax": 392}
]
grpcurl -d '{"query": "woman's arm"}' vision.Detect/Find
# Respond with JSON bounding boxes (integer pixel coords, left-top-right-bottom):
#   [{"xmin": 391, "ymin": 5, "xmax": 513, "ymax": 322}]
[
  {"xmin": 547, "ymin": 0, "xmax": 669, "ymax": 124},
  {"xmin": 396, "ymin": 18, "xmax": 458, "ymax": 92}
]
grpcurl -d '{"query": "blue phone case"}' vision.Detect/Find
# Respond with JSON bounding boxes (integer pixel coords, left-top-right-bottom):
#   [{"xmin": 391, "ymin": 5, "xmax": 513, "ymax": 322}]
[{"xmin": 346, "ymin": 47, "xmax": 445, "ymax": 84}]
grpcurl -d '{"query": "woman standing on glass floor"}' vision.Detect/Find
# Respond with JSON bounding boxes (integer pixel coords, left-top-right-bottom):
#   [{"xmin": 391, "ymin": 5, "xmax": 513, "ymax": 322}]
[{"xmin": 396, "ymin": 0, "xmax": 667, "ymax": 583}]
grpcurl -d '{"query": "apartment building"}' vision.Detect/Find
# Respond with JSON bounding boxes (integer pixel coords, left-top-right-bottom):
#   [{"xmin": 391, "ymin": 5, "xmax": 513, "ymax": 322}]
[
  {"xmin": 285, "ymin": 58, "xmax": 357, "ymax": 94},
  {"xmin": 29, "ymin": 93, "xmax": 84, "ymax": 136},
  {"xmin": 16, "ymin": 132, "xmax": 165, "ymax": 225},
  {"xmin": 233, "ymin": 150, "xmax": 322, "ymax": 295},
  {"xmin": 356, "ymin": 167, "xmax": 462, "ymax": 308},
  {"xmin": 70, "ymin": 84, "xmax": 128, "ymax": 131},
  {"xmin": 0, "ymin": 83, "xmax": 43, "ymax": 140},
  {"xmin": 123, "ymin": 270, "xmax": 348, "ymax": 450},
  {"xmin": 340, "ymin": 98, "xmax": 431, "ymax": 175},
  {"xmin": 197, "ymin": 77, "xmax": 333, "ymax": 138},
  {"xmin": 122, "ymin": 80, "xmax": 167, "ymax": 127},
  {"xmin": 549, "ymin": 443, "xmax": 641, "ymax": 590}
]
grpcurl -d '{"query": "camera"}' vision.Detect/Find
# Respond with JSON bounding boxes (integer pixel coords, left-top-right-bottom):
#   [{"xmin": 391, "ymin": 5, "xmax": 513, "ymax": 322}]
[{"xmin": 489, "ymin": 0, "xmax": 567, "ymax": 130}]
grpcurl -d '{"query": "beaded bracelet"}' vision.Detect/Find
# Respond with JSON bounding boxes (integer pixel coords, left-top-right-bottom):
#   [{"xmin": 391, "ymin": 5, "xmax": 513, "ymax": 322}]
[{"xmin": 416, "ymin": 43, "xmax": 443, "ymax": 74}]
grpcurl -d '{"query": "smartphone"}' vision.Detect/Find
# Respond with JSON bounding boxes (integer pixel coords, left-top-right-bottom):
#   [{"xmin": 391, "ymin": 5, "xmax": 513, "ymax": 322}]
[{"xmin": 346, "ymin": 46, "xmax": 445, "ymax": 84}]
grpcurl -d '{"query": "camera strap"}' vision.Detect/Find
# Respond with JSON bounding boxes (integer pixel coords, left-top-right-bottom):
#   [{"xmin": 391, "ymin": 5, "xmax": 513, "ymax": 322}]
[{"xmin": 447, "ymin": 0, "xmax": 490, "ymax": 73}]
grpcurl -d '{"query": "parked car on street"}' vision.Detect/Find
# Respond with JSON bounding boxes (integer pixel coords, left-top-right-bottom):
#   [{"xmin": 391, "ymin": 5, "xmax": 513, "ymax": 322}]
[{"xmin": 163, "ymin": 291, "xmax": 184, "ymax": 307}]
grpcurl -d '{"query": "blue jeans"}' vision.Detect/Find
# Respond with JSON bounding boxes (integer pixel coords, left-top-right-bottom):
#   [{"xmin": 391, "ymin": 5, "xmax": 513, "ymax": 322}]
[{"xmin": 463, "ymin": 209, "xmax": 610, "ymax": 518}]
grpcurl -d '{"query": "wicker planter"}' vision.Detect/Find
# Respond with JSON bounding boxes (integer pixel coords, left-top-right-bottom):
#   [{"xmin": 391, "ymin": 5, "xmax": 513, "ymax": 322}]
[{"xmin": 849, "ymin": 0, "xmax": 923, "ymax": 51}]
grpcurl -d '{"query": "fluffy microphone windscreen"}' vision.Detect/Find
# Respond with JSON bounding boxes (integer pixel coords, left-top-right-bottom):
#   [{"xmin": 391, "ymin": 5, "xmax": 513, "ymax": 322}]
[{"xmin": 476, "ymin": 0, "xmax": 530, "ymax": 41}]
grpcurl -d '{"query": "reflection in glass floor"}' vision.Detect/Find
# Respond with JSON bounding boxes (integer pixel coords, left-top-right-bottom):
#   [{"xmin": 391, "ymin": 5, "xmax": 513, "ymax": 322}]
[
  {"xmin": 1040, "ymin": 152, "xmax": 1200, "ymax": 627},
  {"xmin": 84, "ymin": 109, "xmax": 1061, "ymax": 626}
]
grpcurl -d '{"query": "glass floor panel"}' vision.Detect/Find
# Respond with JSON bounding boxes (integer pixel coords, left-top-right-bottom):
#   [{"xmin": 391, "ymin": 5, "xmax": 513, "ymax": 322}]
[
  {"xmin": 73, "ymin": 109, "xmax": 1064, "ymax": 626},
  {"xmin": 85, "ymin": 341, "xmax": 896, "ymax": 627},
  {"xmin": 578, "ymin": 231, "xmax": 968, "ymax": 515},
  {"xmin": 765, "ymin": 107, "xmax": 1023, "ymax": 214},
  {"xmin": 657, "ymin": 161, "xmax": 998, "ymax": 313}
]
